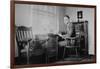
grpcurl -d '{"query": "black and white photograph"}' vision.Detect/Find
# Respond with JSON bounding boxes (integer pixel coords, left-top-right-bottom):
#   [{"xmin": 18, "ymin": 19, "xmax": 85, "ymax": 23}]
[{"xmin": 11, "ymin": 1, "xmax": 96, "ymax": 68}]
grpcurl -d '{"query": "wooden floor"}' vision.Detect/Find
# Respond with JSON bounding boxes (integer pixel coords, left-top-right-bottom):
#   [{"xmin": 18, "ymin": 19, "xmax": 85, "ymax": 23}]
[
  {"xmin": 15, "ymin": 55, "xmax": 95, "ymax": 65},
  {"xmin": 54, "ymin": 57, "xmax": 95, "ymax": 64}
]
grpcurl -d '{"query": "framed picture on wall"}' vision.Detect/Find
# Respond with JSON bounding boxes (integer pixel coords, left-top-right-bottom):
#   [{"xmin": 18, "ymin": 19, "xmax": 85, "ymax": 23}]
[
  {"xmin": 10, "ymin": 0, "xmax": 96, "ymax": 68},
  {"xmin": 77, "ymin": 11, "xmax": 83, "ymax": 19}
]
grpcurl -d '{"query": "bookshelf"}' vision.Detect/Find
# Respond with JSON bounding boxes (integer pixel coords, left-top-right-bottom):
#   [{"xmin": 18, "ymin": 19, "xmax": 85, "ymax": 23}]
[{"xmin": 73, "ymin": 21, "xmax": 88, "ymax": 57}]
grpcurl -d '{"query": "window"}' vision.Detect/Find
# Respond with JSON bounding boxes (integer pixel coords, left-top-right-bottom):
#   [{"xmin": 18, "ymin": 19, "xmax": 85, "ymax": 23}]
[{"xmin": 31, "ymin": 5, "xmax": 58, "ymax": 35}]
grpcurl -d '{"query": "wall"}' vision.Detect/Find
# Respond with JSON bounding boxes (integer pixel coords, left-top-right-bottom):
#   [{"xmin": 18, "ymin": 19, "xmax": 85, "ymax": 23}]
[
  {"xmin": 15, "ymin": 4, "xmax": 32, "ymax": 27},
  {"xmin": 65, "ymin": 7, "xmax": 95, "ymax": 54},
  {"xmin": 31, "ymin": 5, "xmax": 58, "ymax": 35},
  {"xmin": 15, "ymin": 4, "xmax": 59, "ymax": 34},
  {"xmin": 58, "ymin": 7, "xmax": 66, "ymax": 33}
]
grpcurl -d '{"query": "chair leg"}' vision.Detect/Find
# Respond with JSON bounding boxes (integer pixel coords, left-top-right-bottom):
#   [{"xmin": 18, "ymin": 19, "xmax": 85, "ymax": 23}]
[
  {"xmin": 56, "ymin": 54, "xmax": 58, "ymax": 61},
  {"xmin": 75, "ymin": 48, "xmax": 78, "ymax": 57},
  {"xmin": 26, "ymin": 43, "xmax": 29, "ymax": 64},
  {"xmin": 56, "ymin": 49, "xmax": 58, "ymax": 61},
  {"xmin": 46, "ymin": 56, "xmax": 48, "ymax": 64},
  {"xmin": 63, "ymin": 47, "xmax": 66, "ymax": 60},
  {"xmin": 27, "ymin": 52, "xmax": 29, "ymax": 64}
]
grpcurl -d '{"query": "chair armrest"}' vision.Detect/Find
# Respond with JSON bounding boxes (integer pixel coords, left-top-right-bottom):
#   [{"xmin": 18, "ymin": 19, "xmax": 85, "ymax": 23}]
[{"xmin": 65, "ymin": 35, "xmax": 79, "ymax": 40}]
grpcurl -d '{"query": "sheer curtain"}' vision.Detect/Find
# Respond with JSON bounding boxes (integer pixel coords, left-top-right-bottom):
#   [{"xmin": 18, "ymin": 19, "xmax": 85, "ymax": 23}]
[{"xmin": 31, "ymin": 5, "xmax": 58, "ymax": 35}]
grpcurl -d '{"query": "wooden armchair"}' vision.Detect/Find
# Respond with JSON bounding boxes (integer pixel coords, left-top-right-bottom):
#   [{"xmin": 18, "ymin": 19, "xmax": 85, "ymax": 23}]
[
  {"xmin": 16, "ymin": 26, "xmax": 33, "ymax": 64},
  {"xmin": 62, "ymin": 36, "xmax": 80, "ymax": 60}
]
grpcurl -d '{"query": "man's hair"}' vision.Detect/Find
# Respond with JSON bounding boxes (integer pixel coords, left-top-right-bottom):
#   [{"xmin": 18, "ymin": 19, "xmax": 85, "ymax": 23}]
[{"xmin": 64, "ymin": 15, "xmax": 70, "ymax": 19}]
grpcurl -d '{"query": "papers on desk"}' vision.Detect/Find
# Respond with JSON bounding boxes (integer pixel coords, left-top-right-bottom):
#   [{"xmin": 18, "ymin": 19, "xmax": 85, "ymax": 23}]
[
  {"xmin": 59, "ymin": 40, "xmax": 67, "ymax": 46},
  {"xmin": 58, "ymin": 33, "xmax": 70, "ymax": 40}
]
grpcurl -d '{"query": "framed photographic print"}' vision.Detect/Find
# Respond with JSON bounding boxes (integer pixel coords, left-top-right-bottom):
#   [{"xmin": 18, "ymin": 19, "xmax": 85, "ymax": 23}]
[
  {"xmin": 77, "ymin": 11, "xmax": 83, "ymax": 22},
  {"xmin": 77, "ymin": 11, "xmax": 83, "ymax": 19},
  {"xmin": 10, "ymin": 0, "xmax": 96, "ymax": 68}
]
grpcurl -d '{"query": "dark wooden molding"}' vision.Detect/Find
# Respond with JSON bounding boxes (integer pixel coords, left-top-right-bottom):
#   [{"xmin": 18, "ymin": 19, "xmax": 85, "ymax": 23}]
[{"xmin": 14, "ymin": 1, "xmax": 96, "ymax": 8}]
